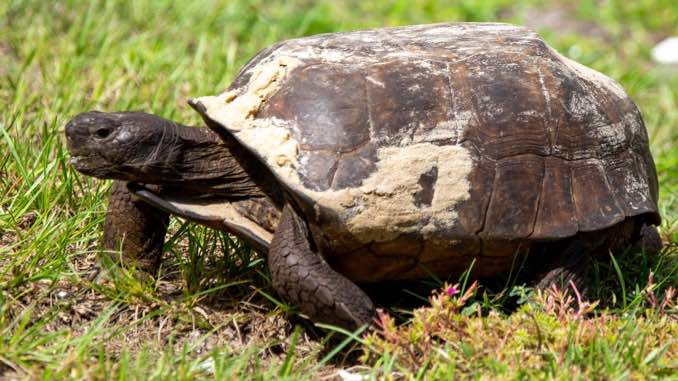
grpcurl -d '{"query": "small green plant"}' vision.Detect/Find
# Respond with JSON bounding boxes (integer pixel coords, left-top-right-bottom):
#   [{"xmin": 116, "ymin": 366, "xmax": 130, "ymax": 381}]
[{"xmin": 362, "ymin": 276, "xmax": 677, "ymax": 379}]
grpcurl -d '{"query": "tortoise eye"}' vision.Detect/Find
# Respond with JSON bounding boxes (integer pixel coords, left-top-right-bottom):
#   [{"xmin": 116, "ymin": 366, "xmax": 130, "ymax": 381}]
[{"xmin": 94, "ymin": 127, "xmax": 112, "ymax": 139}]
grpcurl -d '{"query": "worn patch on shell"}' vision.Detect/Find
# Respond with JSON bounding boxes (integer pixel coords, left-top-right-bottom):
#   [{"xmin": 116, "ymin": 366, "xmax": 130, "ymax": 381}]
[
  {"xmin": 195, "ymin": 56, "xmax": 302, "ymax": 131},
  {"xmin": 411, "ymin": 120, "xmax": 465, "ymax": 144},
  {"xmin": 301, "ymin": 143, "xmax": 473, "ymax": 243},
  {"xmin": 195, "ymin": 56, "xmax": 303, "ymax": 174},
  {"xmin": 265, "ymin": 23, "xmax": 535, "ymax": 65},
  {"xmin": 236, "ymin": 118, "xmax": 300, "ymax": 177}
]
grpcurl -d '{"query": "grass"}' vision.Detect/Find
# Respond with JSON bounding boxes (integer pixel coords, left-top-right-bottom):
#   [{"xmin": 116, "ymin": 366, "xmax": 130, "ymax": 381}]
[{"xmin": 0, "ymin": 0, "xmax": 676, "ymax": 379}]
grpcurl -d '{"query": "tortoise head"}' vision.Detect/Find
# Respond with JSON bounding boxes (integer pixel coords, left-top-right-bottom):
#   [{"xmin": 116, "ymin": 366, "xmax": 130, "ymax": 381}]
[
  {"xmin": 65, "ymin": 111, "xmax": 262, "ymax": 197},
  {"xmin": 65, "ymin": 111, "xmax": 182, "ymax": 182}
]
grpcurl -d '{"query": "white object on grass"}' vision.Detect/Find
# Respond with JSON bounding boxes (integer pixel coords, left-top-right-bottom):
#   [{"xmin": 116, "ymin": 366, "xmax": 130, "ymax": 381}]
[
  {"xmin": 338, "ymin": 369, "xmax": 367, "ymax": 381},
  {"xmin": 651, "ymin": 37, "xmax": 678, "ymax": 64}
]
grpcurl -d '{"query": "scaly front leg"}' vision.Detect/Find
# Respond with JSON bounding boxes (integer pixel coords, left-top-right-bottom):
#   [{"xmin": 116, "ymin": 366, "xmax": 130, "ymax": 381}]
[
  {"xmin": 102, "ymin": 181, "xmax": 169, "ymax": 275},
  {"xmin": 268, "ymin": 204, "xmax": 375, "ymax": 330}
]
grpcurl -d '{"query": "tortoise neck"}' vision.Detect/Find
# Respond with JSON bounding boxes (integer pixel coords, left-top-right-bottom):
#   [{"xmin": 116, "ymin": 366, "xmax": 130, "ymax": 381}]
[{"xmin": 141, "ymin": 121, "xmax": 264, "ymax": 199}]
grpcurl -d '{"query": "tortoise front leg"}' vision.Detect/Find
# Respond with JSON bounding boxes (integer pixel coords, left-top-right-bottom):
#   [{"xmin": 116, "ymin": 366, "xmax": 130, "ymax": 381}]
[
  {"xmin": 102, "ymin": 181, "xmax": 169, "ymax": 275},
  {"xmin": 269, "ymin": 204, "xmax": 375, "ymax": 330}
]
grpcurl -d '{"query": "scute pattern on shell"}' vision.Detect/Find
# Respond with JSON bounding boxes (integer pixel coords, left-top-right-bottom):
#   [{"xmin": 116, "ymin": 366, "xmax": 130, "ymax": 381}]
[{"xmin": 193, "ymin": 23, "xmax": 659, "ymax": 280}]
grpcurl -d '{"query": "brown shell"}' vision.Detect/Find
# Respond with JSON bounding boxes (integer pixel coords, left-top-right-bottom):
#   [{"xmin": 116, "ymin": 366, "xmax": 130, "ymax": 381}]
[{"xmin": 195, "ymin": 23, "xmax": 659, "ymax": 281}]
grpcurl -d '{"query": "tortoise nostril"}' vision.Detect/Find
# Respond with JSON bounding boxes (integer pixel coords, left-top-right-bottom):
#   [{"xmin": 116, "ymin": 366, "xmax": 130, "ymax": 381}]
[{"xmin": 95, "ymin": 127, "xmax": 112, "ymax": 139}]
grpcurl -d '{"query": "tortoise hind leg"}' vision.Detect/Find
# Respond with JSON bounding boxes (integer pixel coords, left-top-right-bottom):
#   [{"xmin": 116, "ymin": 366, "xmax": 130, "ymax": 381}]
[
  {"xmin": 269, "ymin": 204, "xmax": 375, "ymax": 330},
  {"xmin": 536, "ymin": 220, "xmax": 662, "ymax": 295},
  {"xmin": 534, "ymin": 234, "xmax": 606, "ymax": 295},
  {"xmin": 102, "ymin": 181, "xmax": 169, "ymax": 275},
  {"xmin": 631, "ymin": 224, "xmax": 663, "ymax": 254}
]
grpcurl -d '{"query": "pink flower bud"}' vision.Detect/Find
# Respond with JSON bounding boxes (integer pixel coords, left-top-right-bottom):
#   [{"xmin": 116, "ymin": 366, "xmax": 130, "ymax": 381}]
[{"xmin": 446, "ymin": 286, "xmax": 459, "ymax": 297}]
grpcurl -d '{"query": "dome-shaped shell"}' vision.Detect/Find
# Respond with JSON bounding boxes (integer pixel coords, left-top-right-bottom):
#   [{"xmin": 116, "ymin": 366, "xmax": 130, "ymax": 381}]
[{"xmin": 192, "ymin": 23, "xmax": 659, "ymax": 279}]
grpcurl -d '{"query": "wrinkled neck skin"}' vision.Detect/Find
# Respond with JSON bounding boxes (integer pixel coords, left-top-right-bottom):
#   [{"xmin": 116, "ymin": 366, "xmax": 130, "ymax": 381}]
[{"xmin": 136, "ymin": 123, "xmax": 262, "ymax": 198}]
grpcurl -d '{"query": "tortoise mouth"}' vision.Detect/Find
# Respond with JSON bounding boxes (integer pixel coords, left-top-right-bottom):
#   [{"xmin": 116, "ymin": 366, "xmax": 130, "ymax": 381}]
[
  {"xmin": 69, "ymin": 155, "xmax": 102, "ymax": 176},
  {"xmin": 69, "ymin": 155, "xmax": 93, "ymax": 169},
  {"xmin": 69, "ymin": 153, "xmax": 136, "ymax": 181}
]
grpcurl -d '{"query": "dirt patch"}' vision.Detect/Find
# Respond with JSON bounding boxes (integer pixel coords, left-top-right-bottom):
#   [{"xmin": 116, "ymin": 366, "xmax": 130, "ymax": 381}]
[{"xmin": 0, "ymin": 246, "xmax": 350, "ymax": 377}]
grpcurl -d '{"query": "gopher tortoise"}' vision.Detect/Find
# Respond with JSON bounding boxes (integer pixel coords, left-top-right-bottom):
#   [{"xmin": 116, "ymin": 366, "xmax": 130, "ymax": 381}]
[{"xmin": 65, "ymin": 23, "xmax": 661, "ymax": 330}]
